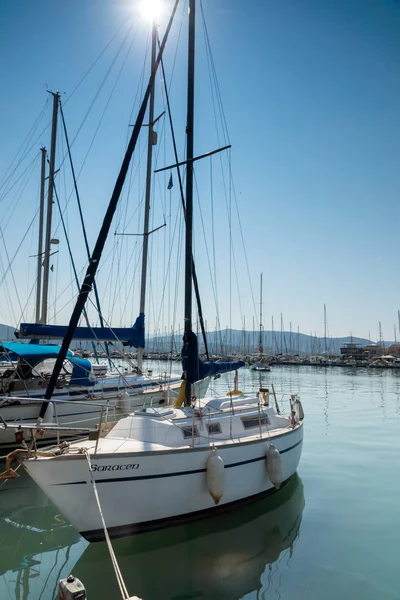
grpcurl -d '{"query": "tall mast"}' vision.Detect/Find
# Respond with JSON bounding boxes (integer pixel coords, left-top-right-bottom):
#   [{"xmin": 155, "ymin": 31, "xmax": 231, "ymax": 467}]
[
  {"xmin": 259, "ymin": 273, "xmax": 263, "ymax": 357},
  {"xmin": 271, "ymin": 315, "xmax": 275, "ymax": 354},
  {"xmin": 137, "ymin": 20, "xmax": 157, "ymax": 372},
  {"xmin": 35, "ymin": 147, "xmax": 47, "ymax": 323},
  {"xmin": 324, "ymin": 303, "xmax": 327, "ymax": 355},
  {"xmin": 398, "ymin": 310, "xmax": 400, "ymax": 343},
  {"xmin": 297, "ymin": 325, "xmax": 300, "ymax": 355},
  {"xmin": 41, "ymin": 92, "xmax": 60, "ymax": 324},
  {"xmin": 184, "ymin": 0, "xmax": 196, "ymax": 405}
]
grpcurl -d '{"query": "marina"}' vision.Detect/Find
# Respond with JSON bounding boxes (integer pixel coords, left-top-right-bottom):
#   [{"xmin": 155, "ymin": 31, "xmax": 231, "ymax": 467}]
[
  {"xmin": 1, "ymin": 364, "xmax": 399, "ymax": 599},
  {"xmin": 0, "ymin": 0, "xmax": 399, "ymax": 598}
]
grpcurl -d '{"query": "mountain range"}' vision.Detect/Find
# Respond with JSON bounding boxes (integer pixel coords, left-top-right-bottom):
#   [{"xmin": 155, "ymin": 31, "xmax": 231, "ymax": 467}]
[{"xmin": 0, "ymin": 323, "xmax": 388, "ymax": 356}]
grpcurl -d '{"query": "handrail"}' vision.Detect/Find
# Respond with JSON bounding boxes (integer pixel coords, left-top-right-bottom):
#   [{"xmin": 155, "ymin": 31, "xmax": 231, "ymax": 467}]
[
  {"xmin": 0, "ymin": 396, "xmax": 110, "ymax": 408},
  {"xmin": 0, "ymin": 418, "xmax": 96, "ymax": 432}
]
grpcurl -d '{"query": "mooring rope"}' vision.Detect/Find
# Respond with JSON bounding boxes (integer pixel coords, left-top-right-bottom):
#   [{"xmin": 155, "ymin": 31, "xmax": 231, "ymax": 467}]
[{"xmin": 85, "ymin": 452, "xmax": 130, "ymax": 600}]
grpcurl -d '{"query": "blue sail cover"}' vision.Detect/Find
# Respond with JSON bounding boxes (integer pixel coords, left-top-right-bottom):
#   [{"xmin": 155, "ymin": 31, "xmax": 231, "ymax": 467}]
[
  {"xmin": 17, "ymin": 313, "xmax": 145, "ymax": 348},
  {"xmin": 182, "ymin": 331, "xmax": 245, "ymax": 384},
  {"xmin": 200, "ymin": 360, "xmax": 245, "ymax": 378}
]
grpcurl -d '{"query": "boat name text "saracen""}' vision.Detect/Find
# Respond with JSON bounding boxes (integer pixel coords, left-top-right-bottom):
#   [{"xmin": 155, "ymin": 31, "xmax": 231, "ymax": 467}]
[{"xmin": 90, "ymin": 463, "xmax": 139, "ymax": 472}]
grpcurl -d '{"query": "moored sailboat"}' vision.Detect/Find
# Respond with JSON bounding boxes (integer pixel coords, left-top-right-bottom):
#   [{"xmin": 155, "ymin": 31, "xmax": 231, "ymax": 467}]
[{"xmin": 12, "ymin": 0, "xmax": 304, "ymax": 541}]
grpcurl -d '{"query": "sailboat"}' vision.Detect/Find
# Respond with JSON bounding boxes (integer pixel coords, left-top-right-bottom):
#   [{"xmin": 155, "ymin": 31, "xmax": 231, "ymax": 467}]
[
  {"xmin": 250, "ymin": 273, "xmax": 271, "ymax": 371},
  {"xmin": 10, "ymin": 0, "xmax": 304, "ymax": 541}
]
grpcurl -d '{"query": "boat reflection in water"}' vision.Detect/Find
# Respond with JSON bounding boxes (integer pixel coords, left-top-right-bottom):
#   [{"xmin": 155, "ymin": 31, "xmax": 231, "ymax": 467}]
[
  {"xmin": 0, "ymin": 472, "xmax": 304, "ymax": 600},
  {"xmin": 74, "ymin": 474, "xmax": 305, "ymax": 600},
  {"xmin": 0, "ymin": 470, "xmax": 86, "ymax": 600}
]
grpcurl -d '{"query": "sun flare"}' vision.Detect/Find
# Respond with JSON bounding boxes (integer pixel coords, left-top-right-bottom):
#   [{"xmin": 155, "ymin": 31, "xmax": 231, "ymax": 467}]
[{"xmin": 138, "ymin": 0, "xmax": 163, "ymax": 22}]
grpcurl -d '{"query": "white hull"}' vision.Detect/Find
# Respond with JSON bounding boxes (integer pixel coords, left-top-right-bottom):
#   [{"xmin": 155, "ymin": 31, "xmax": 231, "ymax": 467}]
[{"xmin": 23, "ymin": 413, "xmax": 303, "ymax": 541}]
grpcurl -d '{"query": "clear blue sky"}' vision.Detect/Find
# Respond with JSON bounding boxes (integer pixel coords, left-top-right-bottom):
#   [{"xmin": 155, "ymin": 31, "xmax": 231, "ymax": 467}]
[{"xmin": 0, "ymin": 0, "xmax": 400, "ymax": 342}]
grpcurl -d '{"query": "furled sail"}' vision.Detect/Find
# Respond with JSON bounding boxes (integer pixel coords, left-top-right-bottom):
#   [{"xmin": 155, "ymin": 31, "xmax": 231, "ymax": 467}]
[
  {"xmin": 16, "ymin": 313, "xmax": 145, "ymax": 348},
  {"xmin": 182, "ymin": 331, "xmax": 244, "ymax": 384}
]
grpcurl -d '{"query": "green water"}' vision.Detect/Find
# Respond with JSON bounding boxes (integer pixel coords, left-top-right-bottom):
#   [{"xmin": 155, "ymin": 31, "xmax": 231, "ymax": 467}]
[{"xmin": 1, "ymin": 365, "xmax": 399, "ymax": 599}]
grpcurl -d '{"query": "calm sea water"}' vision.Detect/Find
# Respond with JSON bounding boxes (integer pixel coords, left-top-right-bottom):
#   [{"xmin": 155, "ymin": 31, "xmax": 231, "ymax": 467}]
[{"xmin": 1, "ymin": 364, "xmax": 399, "ymax": 599}]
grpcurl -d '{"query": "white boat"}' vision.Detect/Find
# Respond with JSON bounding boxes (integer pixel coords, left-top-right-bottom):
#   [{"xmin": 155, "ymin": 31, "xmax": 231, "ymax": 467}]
[
  {"xmin": 0, "ymin": 340, "xmax": 212, "ymax": 454},
  {"xmin": 0, "ymin": 341, "xmax": 194, "ymax": 454},
  {"xmin": 13, "ymin": 0, "xmax": 304, "ymax": 542},
  {"xmin": 21, "ymin": 393, "xmax": 303, "ymax": 541},
  {"xmin": 250, "ymin": 361, "xmax": 271, "ymax": 372}
]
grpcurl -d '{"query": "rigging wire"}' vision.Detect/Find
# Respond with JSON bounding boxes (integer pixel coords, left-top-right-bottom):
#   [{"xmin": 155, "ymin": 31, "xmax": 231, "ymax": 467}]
[
  {"xmin": 0, "ymin": 253, "xmax": 17, "ymax": 326},
  {"xmin": 1, "ymin": 151, "xmax": 40, "ymax": 234},
  {"xmin": 60, "ymin": 23, "xmax": 137, "ymax": 164},
  {"xmin": 0, "ymin": 225, "xmax": 27, "ymax": 323},
  {"xmin": 59, "ymin": 101, "xmax": 108, "ymax": 348},
  {"xmin": 53, "ymin": 23, "xmax": 139, "ymax": 245},
  {"xmin": 0, "ymin": 98, "xmax": 49, "ymax": 197},
  {"xmin": 0, "ymin": 208, "xmax": 39, "ymax": 325},
  {"xmin": 64, "ymin": 18, "xmax": 133, "ymax": 107},
  {"xmin": 0, "ymin": 152, "xmax": 41, "ymax": 210},
  {"xmin": 157, "ymin": 38, "xmax": 210, "ymax": 359},
  {"xmin": 52, "ymin": 180, "xmax": 101, "ymax": 359},
  {"xmin": 108, "ymin": 29, "xmax": 150, "ymax": 326},
  {"xmin": 1, "ymin": 20, "xmax": 135, "ymax": 208},
  {"xmin": 200, "ymin": 0, "xmax": 257, "ymax": 325},
  {"xmin": 138, "ymin": 1, "xmax": 186, "ymax": 347}
]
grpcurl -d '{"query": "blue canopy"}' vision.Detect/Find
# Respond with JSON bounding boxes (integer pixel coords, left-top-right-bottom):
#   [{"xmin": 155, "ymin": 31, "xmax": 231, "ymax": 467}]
[
  {"xmin": 70, "ymin": 357, "xmax": 95, "ymax": 387},
  {"xmin": 0, "ymin": 342, "xmax": 73, "ymax": 366},
  {"xmin": 17, "ymin": 313, "xmax": 145, "ymax": 348},
  {"xmin": 181, "ymin": 331, "xmax": 244, "ymax": 384}
]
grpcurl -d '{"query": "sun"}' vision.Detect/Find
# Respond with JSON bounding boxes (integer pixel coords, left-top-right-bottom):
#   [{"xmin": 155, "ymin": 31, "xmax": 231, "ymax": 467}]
[{"xmin": 138, "ymin": 0, "xmax": 163, "ymax": 22}]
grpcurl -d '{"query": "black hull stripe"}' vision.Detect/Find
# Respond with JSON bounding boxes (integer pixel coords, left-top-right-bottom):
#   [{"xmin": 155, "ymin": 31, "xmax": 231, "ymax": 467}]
[
  {"xmin": 81, "ymin": 475, "xmax": 295, "ymax": 542},
  {"xmin": 51, "ymin": 438, "xmax": 303, "ymax": 486}
]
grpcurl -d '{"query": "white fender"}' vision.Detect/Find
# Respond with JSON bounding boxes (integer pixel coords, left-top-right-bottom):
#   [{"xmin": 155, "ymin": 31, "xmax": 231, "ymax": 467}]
[
  {"xmin": 294, "ymin": 399, "xmax": 304, "ymax": 421},
  {"xmin": 116, "ymin": 391, "xmax": 131, "ymax": 413},
  {"xmin": 206, "ymin": 448, "xmax": 225, "ymax": 505},
  {"xmin": 42, "ymin": 401, "xmax": 55, "ymax": 425},
  {"xmin": 266, "ymin": 443, "xmax": 283, "ymax": 489}
]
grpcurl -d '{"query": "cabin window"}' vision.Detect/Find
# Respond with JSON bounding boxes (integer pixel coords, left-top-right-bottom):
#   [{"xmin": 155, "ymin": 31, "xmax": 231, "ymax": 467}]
[
  {"xmin": 181, "ymin": 425, "xmax": 199, "ymax": 439},
  {"xmin": 207, "ymin": 422, "xmax": 222, "ymax": 435},
  {"xmin": 241, "ymin": 415, "xmax": 270, "ymax": 430}
]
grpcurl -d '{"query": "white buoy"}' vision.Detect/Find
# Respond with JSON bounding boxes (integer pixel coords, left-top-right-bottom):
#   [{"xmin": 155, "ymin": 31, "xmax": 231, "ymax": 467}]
[
  {"xmin": 266, "ymin": 443, "xmax": 283, "ymax": 489},
  {"xmin": 42, "ymin": 402, "xmax": 55, "ymax": 425},
  {"xmin": 116, "ymin": 391, "xmax": 131, "ymax": 413},
  {"xmin": 206, "ymin": 447, "xmax": 225, "ymax": 505}
]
